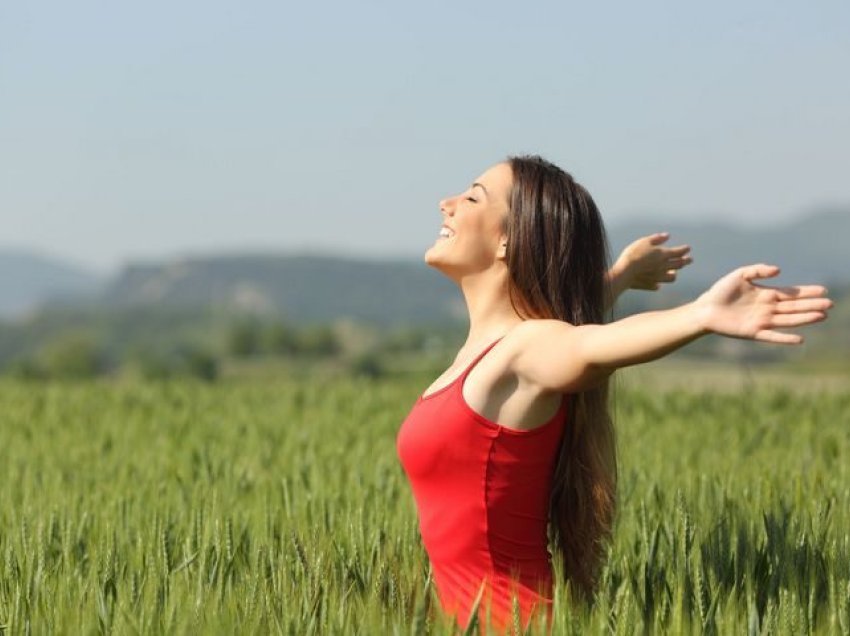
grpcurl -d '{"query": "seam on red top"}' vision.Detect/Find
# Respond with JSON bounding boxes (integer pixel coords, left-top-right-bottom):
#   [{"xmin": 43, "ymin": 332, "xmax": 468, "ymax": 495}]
[{"xmin": 482, "ymin": 431, "xmax": 499, "ymax": 625}]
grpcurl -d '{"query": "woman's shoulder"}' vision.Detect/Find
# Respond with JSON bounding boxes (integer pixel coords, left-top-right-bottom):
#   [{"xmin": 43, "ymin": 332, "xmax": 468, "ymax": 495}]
[
  {"xmin": 500, "ymin": 319, "xmax": 586, "ymax": 392},
  {"xmin": 506, "ymin": 318, "xmax": 578, "ymax": 348}
]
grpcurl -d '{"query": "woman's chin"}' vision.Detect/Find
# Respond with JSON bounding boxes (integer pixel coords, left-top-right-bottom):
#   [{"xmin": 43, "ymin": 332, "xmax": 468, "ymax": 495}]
[
  {"xmin": 423, "ymin": 243, "xmax": 443, "ymax": 266},
  {"xmin": 424, "ymin": 249, "xmax": 450, "ymax": 273},
  {"xmin": 424, "ymin": 237, "xmax": 454, "ymax": 262},
  {"xmin": 424, "ymin": 250, "xmax": 460, "ymax": 282}
]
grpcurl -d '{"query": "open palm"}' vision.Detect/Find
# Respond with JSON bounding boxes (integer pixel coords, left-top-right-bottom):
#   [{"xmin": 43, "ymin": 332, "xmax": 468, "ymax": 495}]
[{"xmin": 696, "ymin": 264, "xmax": 832, "ymax": 344}]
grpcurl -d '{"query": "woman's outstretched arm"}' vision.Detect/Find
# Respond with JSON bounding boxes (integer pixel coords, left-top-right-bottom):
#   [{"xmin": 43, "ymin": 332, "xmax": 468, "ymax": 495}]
[
  {"xmin": 604, "ymin": 233, "xmax": 692, "ymax": 310},
  {"xmin": 512, "ymin": 264, "xmax": 832, "ymax": 393}
]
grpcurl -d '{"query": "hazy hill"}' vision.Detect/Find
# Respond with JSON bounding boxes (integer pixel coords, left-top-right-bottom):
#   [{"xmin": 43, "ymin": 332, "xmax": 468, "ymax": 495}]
[
  {"xmin": 607, "ymin": 207, "xmax": 850, "ymax": 288},
  {"xmin": 92, "ymin": 207, "xmax": 847, "ymax": 323},
  {"xmin": 0, "ymin": 248, "xmax": 105, "ymax": 318},
  {"xmin": 2, "ymin": 208, "xmax": 847, "ymax": 324},
  {"xmin": 91, "ymin": 254, "xmax": 466, "ymax": 326}
]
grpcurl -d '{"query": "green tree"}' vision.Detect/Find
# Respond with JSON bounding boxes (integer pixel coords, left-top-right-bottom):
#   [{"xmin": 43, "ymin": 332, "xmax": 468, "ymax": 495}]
[
  {"xmin": 349, "ymin": 351, "xmax": 385, "ymax": 379},
  {"xmin": 176, "ymin": 344, "xmax": 219, "ymax": 381},
  {"xmin": 4, "ymin": 356, "xmax": 47, "ymax": 380},
  {"xmin": 265, "ymin": 321, "xmax": 299, "ymax": 355},
  {"xmin": 126, "ymin": 346, "xmax": 174, "ymax": 380},
  {"xmin": 298, "ymin": 325, "xmax": 341, "ymax": 357},
  {"xmin": 226, "ymin": 319, "xmax": 262, "ymax": 357},
  {"xmin": 37, "ymin": 331, "xmax": 104, "ymax": 379}
]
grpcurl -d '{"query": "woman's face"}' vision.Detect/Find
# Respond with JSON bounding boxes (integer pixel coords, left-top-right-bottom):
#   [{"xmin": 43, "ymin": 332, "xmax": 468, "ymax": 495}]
[{"xmin": 424, "ymin": 162, "xmax": 513, "ymax": 278}]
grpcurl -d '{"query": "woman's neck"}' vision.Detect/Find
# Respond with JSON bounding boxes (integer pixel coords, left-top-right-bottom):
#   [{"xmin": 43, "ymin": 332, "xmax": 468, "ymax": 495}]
[{"xmin": 458, "ymin": 268, "xmax": 525, "ymax": 347}]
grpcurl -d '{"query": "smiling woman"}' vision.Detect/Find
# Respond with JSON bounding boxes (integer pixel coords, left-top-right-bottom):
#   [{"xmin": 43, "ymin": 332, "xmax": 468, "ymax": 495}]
[{"xmin": 396, "ymin": 154, "xmax": 832, "ymax": 633}]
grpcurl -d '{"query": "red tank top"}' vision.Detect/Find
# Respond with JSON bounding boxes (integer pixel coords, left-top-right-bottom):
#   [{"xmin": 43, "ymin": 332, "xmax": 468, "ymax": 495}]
[{"xmin": 396, "ymin": 337, "xmax": 569, "ymax": 633}]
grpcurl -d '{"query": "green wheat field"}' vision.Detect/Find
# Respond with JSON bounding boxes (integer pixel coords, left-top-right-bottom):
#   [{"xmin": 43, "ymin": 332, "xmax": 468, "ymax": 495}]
[{"xmin": 1, "ymin": 369, "xmax": 849, "ymax": 634}]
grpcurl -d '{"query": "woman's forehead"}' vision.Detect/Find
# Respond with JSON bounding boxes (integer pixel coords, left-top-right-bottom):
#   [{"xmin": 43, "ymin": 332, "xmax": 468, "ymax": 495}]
[{"xmin": 474, "ymin": 162, "xmax": 513, "ymax": 201}]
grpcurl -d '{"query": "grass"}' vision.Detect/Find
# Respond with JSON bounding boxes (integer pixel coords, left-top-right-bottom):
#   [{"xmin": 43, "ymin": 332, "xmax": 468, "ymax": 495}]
[{"xmin": 0, "ymin": 372, "xmax": 848, "ymax": 634}]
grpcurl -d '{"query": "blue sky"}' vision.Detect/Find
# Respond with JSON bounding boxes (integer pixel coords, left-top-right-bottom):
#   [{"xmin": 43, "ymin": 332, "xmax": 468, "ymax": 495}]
[{"xmin": 1, "ymin": 1, "xmax": 848, "ymax": 274}]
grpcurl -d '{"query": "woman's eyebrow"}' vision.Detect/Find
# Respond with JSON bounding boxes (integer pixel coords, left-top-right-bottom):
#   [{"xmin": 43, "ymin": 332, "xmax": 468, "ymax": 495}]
[{"xmin": 472, "ymin": 182, "xmax": 488, "ymax": 197}]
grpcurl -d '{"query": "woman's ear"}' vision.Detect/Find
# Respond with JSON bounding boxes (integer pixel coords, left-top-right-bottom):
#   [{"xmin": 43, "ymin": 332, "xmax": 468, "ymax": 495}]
[{"xmin": 496, "ymin": 236, "xmax": 508, "ymax": 260}]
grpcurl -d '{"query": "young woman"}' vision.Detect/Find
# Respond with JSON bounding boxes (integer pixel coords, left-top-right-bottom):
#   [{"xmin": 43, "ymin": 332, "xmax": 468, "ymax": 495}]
[{"xmin": 395, "ymin": 155, "xmax": 832, "ymax": 633}]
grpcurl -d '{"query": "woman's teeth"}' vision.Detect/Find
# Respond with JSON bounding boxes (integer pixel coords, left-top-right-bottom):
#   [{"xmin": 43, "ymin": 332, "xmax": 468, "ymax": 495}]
[{"xmin": 439, "ymin": 227, "xmax": 454, "ymax": 238}]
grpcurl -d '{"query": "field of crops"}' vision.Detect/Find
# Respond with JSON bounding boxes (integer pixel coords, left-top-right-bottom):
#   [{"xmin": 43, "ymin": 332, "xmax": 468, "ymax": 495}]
[{"xmin": 0, "ymin": 372, "xmax": 849, "ymax": 634}]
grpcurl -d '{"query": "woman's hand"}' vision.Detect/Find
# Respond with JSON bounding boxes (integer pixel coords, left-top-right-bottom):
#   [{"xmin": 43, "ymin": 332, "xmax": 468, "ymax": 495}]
[
  {"xmin": 611, "ymin": 232, "xmax": 693, "ymax": 291},
  {"xmin": 605, "ymin": 232, "xmax": 693, "ymax": 310},
  {"xmin": 694, "ymin": 264, "xmax": 832, "ymax": 344}
]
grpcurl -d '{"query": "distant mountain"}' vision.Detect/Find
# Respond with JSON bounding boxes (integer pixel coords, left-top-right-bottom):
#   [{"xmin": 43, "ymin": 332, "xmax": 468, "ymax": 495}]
[
  {"xmin": 0, "ymin": 248, "xmax": 106, "ymax": 318},
  {"xmin": 91, "ymin": 208, "xmax": 845, "ymax": 324},
  {"xmin": 607, "ymin": 207, "xmax": 850, "ymax": 289},
  {"xmin": 92, "ymin": 254, "xmax": 466, "ymax": 326},
  {"xmin": 3, "ymin": 208, "xmax": 847, "ymax": 325}
]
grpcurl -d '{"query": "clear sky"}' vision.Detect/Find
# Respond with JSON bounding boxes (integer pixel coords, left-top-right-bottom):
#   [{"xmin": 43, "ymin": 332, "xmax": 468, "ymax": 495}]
[{"xmin": 1, "ymin": 1, "xmax": 848, "ymax": 274}]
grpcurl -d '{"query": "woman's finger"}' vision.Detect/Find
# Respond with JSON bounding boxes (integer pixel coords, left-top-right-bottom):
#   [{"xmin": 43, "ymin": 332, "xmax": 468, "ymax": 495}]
[
  {"xmin": 761, "ymin": 284, "xmax": 830, "ymax": 301},
  {"xmin": 774, "ymin": 298, "xmax": 833, "ymax": 313},
  {"xmin": 754, "ymin": 329, "xmax": 803, "ymax": 345},
  {"xmin": 666, "ymin": 256, "xmax": 692, "ymax": 269},
  {"xmin": 741, "ymin": 263, "xmax": 781, "ymax": 281},
  {"xmin": 648, "ymin": 232, "xmax": 670, "ymax": 246},
  {"xmin": 770, "ymin": 312, "xmax": 826, "ymax": 327},
  {"xmin": 662, "ymin": 245, "xmax": 691, "ymax": 258}
]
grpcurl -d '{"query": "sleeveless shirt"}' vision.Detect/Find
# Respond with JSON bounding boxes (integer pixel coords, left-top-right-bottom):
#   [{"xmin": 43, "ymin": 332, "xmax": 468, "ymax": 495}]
[{"xmin": 396, "ymin": 337, "xmax": 570, "ymax": 632}]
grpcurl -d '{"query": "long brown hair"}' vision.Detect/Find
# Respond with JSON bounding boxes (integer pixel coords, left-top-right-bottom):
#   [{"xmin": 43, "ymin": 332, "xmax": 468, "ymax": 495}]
[{"xmin": 504, "ymin": 154, "xmax": 617, "ymax": 600}]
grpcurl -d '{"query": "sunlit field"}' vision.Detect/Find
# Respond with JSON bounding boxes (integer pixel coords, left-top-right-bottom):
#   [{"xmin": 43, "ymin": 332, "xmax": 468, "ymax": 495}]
[{"xmin": 1, "ymin": 369, "xmax": 849, "ymax": 634}]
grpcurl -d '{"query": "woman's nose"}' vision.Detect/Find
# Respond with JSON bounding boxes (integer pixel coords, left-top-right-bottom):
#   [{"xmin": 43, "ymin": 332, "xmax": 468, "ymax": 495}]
[{"xmin": 439, "ymin": 196, "xmax": 455, "ymax": 216}]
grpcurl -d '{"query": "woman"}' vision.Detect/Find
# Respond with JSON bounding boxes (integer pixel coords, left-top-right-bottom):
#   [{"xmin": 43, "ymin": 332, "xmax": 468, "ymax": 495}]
[{"xmin": 395, "ymin": 155, "xmax": 831, "ymax": 633}]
